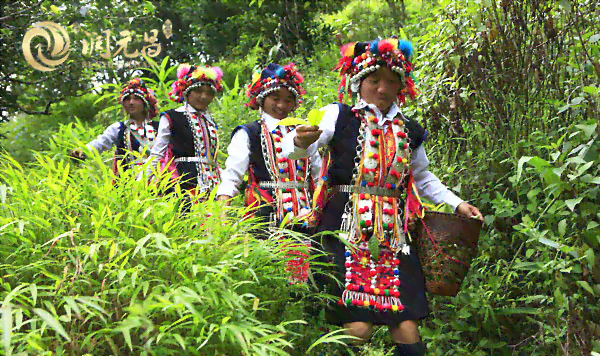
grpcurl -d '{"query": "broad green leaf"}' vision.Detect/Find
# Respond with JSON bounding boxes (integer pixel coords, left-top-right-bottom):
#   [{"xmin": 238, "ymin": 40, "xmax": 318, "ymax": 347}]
[
  {"xmin": 368, "ymin": 235, "xmax": 380, "ymax": 261},
  {"xmin": 515, "ymin": 156, "xmax": 533, "ymax": 182},
  {"xmin": 307, "ymin": 109, "xmax": 326, "ymax": 126},
  {"xmin": 575, "ymin": 123, "xmax": 597, "ymax": 139},
  {"xmin": 277, "ymin": 117, "xmax": 308, "ymax": 126},
  {"xmin": 583, "ymin": 85, "xmax": 599, "ymax": 95},
  {"xmin": 577, "ymin": 281, "xmax": 594, "ymax": 295},
  {"xmin": 565, "ymin": 197, "xmax": 583, "ymax": 212},
  {"xmin": 34, "ymin": 309, "xmax": 71, "ymax": 341},
  {"xmin": 558, "ymin": 219, "xmax": 567, "ymax": 237}
]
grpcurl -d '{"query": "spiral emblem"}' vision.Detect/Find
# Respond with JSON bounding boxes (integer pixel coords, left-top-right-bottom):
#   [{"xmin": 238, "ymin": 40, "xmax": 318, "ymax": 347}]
[{"xmin": 22, "ymin": 21, "xmax": 70, "ymax": 72}]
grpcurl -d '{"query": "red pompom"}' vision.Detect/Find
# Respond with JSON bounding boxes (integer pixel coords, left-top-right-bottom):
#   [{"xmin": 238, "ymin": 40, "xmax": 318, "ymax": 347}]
[{"xmin": 378, "ymin": 40, "xmax": 394, "ymax": 53}]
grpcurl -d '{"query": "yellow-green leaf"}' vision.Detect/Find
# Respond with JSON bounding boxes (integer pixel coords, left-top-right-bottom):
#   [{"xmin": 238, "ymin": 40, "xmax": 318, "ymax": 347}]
[
  {"xmin": 277, "ymin": 117, "xmax": 308, "ymax": 126},
  {"xmin": 307, "ymin": 109, "xmax": 326, "ymax": 126}
]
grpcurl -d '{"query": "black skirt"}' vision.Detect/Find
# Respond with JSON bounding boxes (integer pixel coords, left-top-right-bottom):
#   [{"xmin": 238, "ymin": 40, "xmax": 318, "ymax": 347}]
[{"xmin": 313, "ymin": 230, "xmax": 429, "ymax": 327}]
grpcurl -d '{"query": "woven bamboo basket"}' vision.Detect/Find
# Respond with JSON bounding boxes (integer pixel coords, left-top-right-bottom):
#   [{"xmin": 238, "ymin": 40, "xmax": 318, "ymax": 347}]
[{"xmin": 415, "ymin": 211, "xmax": 483, "ymax": 296}]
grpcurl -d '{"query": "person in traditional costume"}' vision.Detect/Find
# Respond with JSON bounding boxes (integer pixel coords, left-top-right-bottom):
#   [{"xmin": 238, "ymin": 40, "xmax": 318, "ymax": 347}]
[
  {"xmin": 70, "ymin": 78, "xmax": 159, "ymax": 174},
  {"xmin": 217, "ymin": 63, "xmax": 319, "ymax": 284},
  {"xmin": 147, "ymin": 64, "xmax": 223, "ymax": 200},
  {"xmin": 283, "ymin": 38, "xmax": 482, "ymax": 355}
]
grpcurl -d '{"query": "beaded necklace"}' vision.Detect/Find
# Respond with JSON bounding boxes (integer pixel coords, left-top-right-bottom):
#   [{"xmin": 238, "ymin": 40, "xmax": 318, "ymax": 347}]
[
  {"xmin": 259, "ymin": 119, "xmax": 311, "ymax": 223},
  {"xmin": 121, "ymin": 119, "xmax": 156, "ymax": 164},
  {"xmin": 184, "ymin": 104, "xmax": 220, "ymax": 191}
]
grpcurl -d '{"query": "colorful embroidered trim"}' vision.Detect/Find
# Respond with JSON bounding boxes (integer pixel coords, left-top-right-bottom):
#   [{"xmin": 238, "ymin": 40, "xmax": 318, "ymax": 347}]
[
  {"xmin": 259, "ymin": 122, "xmax": 312, "ymax": 223},
  {"xmin": 184, "ymin": 105, "xmax": 220, "ymax": 192}
]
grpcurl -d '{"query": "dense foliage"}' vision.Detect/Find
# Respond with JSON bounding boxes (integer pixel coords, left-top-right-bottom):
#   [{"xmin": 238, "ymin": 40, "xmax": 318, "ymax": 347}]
[{"xmin": 2, "ymin": 0, "xmax": 599, "ymax": 355}]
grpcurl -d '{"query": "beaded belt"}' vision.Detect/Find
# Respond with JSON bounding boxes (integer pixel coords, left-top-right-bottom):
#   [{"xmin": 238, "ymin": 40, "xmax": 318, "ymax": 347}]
[
  {"xmin": 259, "ymin": 181, "xmax": 308, "ymax": 190},
  {"xmin": 336, "ymin": 185, "xmax": 404, "ymax": 198},
  {"xmin": 174, "ymin": 156, "xmax": 215, "ymax": 165}
]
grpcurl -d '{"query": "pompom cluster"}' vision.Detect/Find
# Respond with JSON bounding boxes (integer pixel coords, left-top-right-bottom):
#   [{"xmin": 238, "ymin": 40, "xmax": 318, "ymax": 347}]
[
  {"xmin": 245, "ymin": 63, "xmax": 306, "ymax": 110},
  {"xmin": 334, "ymin": 37, "xmax": 418, "ymax": 104},
  {"xmin": 119, "ymin": 78, "xmax": 159, "ymax": 119},
  {"xmin": 169, "ymin": 64, "xmax": 224, "ymax": 103}
]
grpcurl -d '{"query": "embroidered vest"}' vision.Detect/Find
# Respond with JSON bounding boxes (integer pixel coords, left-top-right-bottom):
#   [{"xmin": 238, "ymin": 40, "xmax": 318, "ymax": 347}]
[
  {"xmin": 113, "ymin": 120, "xmax": 159, "ymax": 173},
  {"xmin": 162, "ymin": 108, "xmax": 220, "ymax": 189},
  {"xmin": 322, "ymin": 103, "xmax": 428, "ymax": 313},
  {"xmin": 236, "ymin": 120, "xmax": 312, "ymax": 224},
  {"xmin": 320, "ymin": 104, "xmax": 426, "ymax": 232}
]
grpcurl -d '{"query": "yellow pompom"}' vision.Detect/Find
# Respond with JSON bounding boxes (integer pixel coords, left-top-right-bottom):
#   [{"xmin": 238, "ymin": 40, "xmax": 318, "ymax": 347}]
[
  {"xmin": 205, "ymin": 69, "xmax": 217, "ymax": 80},
  {"xmin": 344, "ymin": 44, "xmax": 355, "ymax": 57},
  {"xmin": 388, "ymin": 38, "xmax": 399, "ymax": 50},
  {"xmin": 252, "ymin": 72, "xmax": 260, "ymax": 84},
  {"xmin": 192, "ymin": 68, "xmax": 204, "ymax": 79}
]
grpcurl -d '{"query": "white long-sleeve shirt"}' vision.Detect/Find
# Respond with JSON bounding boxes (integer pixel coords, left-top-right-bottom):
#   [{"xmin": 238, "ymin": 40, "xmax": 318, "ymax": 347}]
[
  {"xmin": 86, "ymin": 122, "xmax": 122, "ymax": 152},
  {"xmin": 282, "ymin": 101, "xmax": 464, "ymax": 210},
  {"xmin": 216, "ymin": 112, "xmax": 322, "ymax": 197}
]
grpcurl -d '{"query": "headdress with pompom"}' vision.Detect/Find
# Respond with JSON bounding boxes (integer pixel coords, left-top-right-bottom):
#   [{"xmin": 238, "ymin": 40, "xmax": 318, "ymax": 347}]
[
  {"xmin": 334, "ymin": 37, "xmax": 418, "ymax": 105},
  {"xmin": 245, "ymin": 62, "xmax": 306, "ymax": 110},
  {"xmin": 119, "ymin": 78, "xmax": 159, "ymax": 119},
  {"xmin": 169, "ymin": 64, "xmax": 224, "ymax": 103}
]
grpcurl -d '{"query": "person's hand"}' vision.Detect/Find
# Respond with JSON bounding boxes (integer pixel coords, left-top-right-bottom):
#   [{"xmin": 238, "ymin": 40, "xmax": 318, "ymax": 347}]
[
  {"xmin": 455, "ymin": 202, "xmax": 483, "ymax": 220},
  {"xmin": 69, "ymin": 149, "xmax": 86, "ymax": 160},
  {"xmin": 293, "ymin": 125, "xmax": 322, "ymax": 149}
]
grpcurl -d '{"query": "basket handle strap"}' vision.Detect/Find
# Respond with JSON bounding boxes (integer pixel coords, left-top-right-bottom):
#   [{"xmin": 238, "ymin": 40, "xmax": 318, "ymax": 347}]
[{"xmin": 420, "ymin": 219, "xmax": 470, "ymax": 267}]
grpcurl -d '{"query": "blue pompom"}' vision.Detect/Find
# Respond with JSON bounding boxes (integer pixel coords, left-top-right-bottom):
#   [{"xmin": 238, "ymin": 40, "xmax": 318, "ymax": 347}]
[
  {"xmin": 398, "ymin": 40, "xmax": 413, "ymax": 60},
  {"xmin": 370, "ymin": 40, "xmax": 380, "ymax": 55},
  {"xmin": 276, "ymin": 67, "xmax": 286, "ymax": 78}
]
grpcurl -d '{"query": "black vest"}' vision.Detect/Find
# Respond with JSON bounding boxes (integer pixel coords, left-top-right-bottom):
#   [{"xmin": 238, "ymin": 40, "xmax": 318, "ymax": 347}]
[
  {"xmin": 114, "ymin": 120, "xmax": 160, "ymax": 171},
  {"xmin": 233, "ymin": 121, "xmax": 276, "ymax": 220},
  {"xmin": 233, "ymin": 121, "xmax": 271, "ymax": 183},
  {"xmin": 163, "ymin": 109, "xmax": 217, "ymax": 188},
  {"xmin": 320, "ymin": 103, "xmax": 427, "ymax": 232}
]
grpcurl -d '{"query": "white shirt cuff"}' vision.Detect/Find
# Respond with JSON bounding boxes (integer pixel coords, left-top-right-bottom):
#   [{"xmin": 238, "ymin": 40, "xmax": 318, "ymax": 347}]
[
  {"xmin": 282, "ymin": 130, "xmax": 318, "ymax": 160},
  {"xmin": 216, "ymin": 181, "xmax": 239, "ymax": 198}
]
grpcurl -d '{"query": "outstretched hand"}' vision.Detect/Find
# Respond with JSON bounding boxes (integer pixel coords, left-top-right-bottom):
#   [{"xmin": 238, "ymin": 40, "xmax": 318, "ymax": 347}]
[
  {"xmin": 293, "ymin": 125, "xmax": 322, "ymax": 149},
  {"xmin": 69, "ymin": 149, "xmax": 86, "ymax": 160},
  {"xmin": 455, "ymin": 202, "xmax": 483, "ymax": 220}
]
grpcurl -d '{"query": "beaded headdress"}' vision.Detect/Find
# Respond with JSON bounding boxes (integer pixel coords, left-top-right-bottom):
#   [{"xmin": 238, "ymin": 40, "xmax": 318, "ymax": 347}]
[
  {"xmin": 245, "ymin": 63, "xmax": 306, "ymax": 110},
  {"xmin": 334, "ymin": 37, "xmax": 418, "ymax": 104},
  {"xmin": 169, "ymin": 64, "xmax": 224, "ymax": 103},
  {"xmin": 119, "ymin": 78, "xmax": 159, "ymax": 118}
]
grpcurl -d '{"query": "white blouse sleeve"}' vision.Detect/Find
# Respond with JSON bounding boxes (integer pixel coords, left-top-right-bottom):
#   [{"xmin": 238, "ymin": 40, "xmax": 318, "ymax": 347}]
[
  {"xmin": 216, "ymin": 128, "xmax": 251, "ymax": 197},
  {"xmin": 411, "ymin": 145, "xmax": 464, "ymax": 210},
  {"xmin": 145, "ymin": 115, "xmax": 171, "ymax": 176},
  {"xmin": 86, "ymin": 122, "xmax": 122, "ymax": 153}
]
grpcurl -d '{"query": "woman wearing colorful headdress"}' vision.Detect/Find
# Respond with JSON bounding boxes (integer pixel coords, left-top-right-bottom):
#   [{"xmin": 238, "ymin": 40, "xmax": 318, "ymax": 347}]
[
  {"xmin": 283, "ymin": 38, "xmax": 483, "ymax": 355},
  {"xmin": 147, "ymin": 64, "xmax": 223, "ymax": 199},
  {"xmin": 217, "ymin": 63, "xmax": 319, "ymax": 284},
  {"xmin": 70, "ymin": 78, "xmax": 159, "ymax": 175}
]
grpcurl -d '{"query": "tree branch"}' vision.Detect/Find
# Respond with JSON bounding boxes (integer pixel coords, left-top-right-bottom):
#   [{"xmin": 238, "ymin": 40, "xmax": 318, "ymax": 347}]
[{"xmin": 0, "ymin": 0, "xmax": 44, "ymax": 22}]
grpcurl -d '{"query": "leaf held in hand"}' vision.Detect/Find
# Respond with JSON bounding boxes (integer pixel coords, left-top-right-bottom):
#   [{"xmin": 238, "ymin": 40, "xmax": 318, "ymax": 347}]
[
  {"xmin": 277, "ymin": 117, "xmax": 308, "ymax": 126},
  {"xmin": 307, "ymin": 109, "xmax": 326, "ymax": 126}
]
